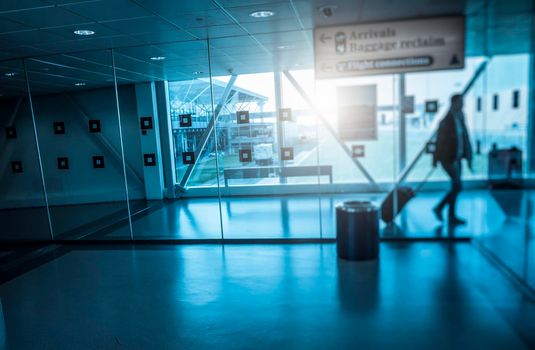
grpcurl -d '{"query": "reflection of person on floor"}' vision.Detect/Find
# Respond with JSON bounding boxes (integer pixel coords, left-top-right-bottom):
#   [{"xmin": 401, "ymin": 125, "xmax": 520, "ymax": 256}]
[{"xmin": 432, "ymin": 94, "xmax": 473, "ymax": 226}]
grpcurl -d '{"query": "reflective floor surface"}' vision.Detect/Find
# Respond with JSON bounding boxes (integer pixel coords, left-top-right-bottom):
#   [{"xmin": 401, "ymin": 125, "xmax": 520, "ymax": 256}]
[
  {"xmin": 3, "ymin": 190, "xmax": 534, "ymax": 291},
  {"xmin": 2, "ymin": 190, "xmax": 507, "ymax": 240},
  {"xmin": 0, "ymin": 242, "xmax": 533, "ymax": 349}
]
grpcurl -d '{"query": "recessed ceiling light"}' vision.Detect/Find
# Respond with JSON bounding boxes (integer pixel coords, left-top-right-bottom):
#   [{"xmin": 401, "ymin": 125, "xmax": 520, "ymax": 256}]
[
  {"xmin": 249, "ymin": 10, "xmax": 275, "ymax": 18},
  {"xmin": 150, "ymin": 56, "xmax": 166, "ymax": 61},
  {"xmin": 277, "ymin": 45, "xmax": 293, "ymax": 50},
  {"xmin": 4, "ymin": 72, "xmax": 17, "ymax": 77},
  {"xmin": 74, "ymin": 29, "xmax": 95, "ymax": 36},
  {"xmin": 192, "ymin": 71, "xmax": 203, "ymax": 75},
  {"xmin": 75, "ymin": 82, "xmax": 86, "ymax": 86}
]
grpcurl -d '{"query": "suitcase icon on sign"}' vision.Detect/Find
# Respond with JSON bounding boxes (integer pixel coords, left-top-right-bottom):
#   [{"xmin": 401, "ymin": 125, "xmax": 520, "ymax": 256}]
[{"xmin": 335, "ymin": 32, "xmax": 346, "ymax": 54}]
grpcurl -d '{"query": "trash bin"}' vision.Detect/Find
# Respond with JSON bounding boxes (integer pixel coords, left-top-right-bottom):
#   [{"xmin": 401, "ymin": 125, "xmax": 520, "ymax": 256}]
[{"xmin": 336, "ymin": 201, "xmax": 379, "ymax": 261}]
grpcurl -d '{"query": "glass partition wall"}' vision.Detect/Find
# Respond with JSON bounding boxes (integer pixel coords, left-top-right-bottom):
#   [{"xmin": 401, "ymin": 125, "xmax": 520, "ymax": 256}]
[
  {"xmin": 25, "ymin": 50, "xmax": 132, "ymax": 240},
  {"xmin": 0, "ymin": 23, "xmax": 533, "ymax": 243},
  {"xmin": 0, "ymin": 59, "xmax": 51, "ymax": 241},
  {"xmin": 205, "ymin": 34, "xmax": 323, "ymax": 239},
  {"xmin": 113, "ymin": 41, "xmax": 224, "ymax": 240}
]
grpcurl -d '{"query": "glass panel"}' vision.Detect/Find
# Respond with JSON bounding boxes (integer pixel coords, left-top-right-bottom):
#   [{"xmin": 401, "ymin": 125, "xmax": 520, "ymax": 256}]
[
  {"xmin": 208, "ymin": 33, "xmax": 322, "ymax": 239},
  {"xmin": 25, "ymin": 51, "xmax": 131, "ymax": 240},
  {"xmin": 0, "ymin": 59, "xmax": 51, "ymax": 241},
  {"xmin": 113, "ymin": 40, "xmax": 223, "ymax": 240},
  {"xmin": 404, "ymin": 57, "xmax": 487, "ymax": 182},
  {"xmin": 479, "ymin": 54, "xmax": 530, "ymax": 177},
  {"xmin": 315, "ymin": 73, "xmax": 399, "ymax": 238}
]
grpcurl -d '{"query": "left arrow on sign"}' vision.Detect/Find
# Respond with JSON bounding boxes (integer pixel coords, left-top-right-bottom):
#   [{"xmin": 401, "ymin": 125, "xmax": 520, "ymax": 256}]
[{"xmin": 320, "ymin": 33, "xmax": 332, "ymax": 43}]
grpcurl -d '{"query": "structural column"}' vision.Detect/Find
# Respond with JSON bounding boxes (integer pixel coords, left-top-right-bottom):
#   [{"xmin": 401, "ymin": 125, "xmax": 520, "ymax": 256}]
[
  {"xmin": 135, "ymin": 82, "xmax": 165, "ymax": 200},
  {"xmin": 528, "ymin": 12, "xmax": 535, "ymax": 172},
  {"xmin": 398, "ymin": 73, "xmax": 407, "ymax": 173},
  {"xmin": 274, "ymin": 69, "xmax": 286, "ymax": 184},
  {"xmin": 154, "ymin": 81, "xmax": 176, "ymax": 198}
]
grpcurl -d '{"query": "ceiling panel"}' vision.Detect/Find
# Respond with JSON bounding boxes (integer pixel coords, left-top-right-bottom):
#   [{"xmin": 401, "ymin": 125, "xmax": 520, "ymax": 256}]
[
  {"xmin": 224, "ymin": 2, "xmax": 299, "ymax": 22},
  {"xmin": 218, "ymin": 0, "xmax": 289, "ymax": 9},
  {"xmin": 45, "ymin": 22, "xmax": 123, "ymax": 40},
  {"xmin": 28, "ymin": 36, "xmax": 139, "ymax": 55},
  {"xmin": 102, "ymin": 16, "xmax": 181, "ymax": 34},
  {"xmin": 0, "ymin": 29, "xmax": 66, "ymax": 47},
  {"xmin": 186, "ymin": 23, "xmax": 247, "ymax": 39},
  {"xmin": 133, "ymin": 30, "xmax": 196, "ymax": 44},
  {"xmin": 0, "ymin": 0, "xmax": 531, "ymax": 95},
  {"xmin": 164, "ymin": 8, "xmax": 234, "ymax": 28},
  {"xmin": 0, "ymin": 0, "xmax": 50, "ymax": 13},
  {"xmin": 129, "ymin": 0, "xmax": 219, "ymax": 15},
  {"xmin": 5, "ymin": 6, "xmax": 92, "ymax": 28},
  {"xmin": 241, "ymin": 18, "xmax": 303, "ymax": 34},
  {"xmin": 1, "ymin": 45, "xmax": 52, "ymax": 58},
  {"xmin": 0, "ymin": 18, "xmax": 33, "ymax": 33},
  {"xmin": 65, "ymin": 0, "xmax": 150, "ymax": 22}
]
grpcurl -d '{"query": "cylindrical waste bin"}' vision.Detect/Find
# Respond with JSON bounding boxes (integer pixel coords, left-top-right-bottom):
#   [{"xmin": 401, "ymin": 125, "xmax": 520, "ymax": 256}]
[{"xmin": 336, "ymin": 201, "xmax": 379, "ymax": 261}]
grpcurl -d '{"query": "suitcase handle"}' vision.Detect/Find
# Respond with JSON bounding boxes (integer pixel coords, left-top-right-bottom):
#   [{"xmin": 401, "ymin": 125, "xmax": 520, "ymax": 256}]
[{"xmin": 413, "ymin": 167, "xmax": 435, "ymax": 193}]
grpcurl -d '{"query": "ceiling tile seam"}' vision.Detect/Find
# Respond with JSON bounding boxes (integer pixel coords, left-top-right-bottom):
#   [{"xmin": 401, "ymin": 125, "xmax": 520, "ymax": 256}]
[
  {"xmin": 0, "ymin": 1, "xmax": 101, "ymax": 34},
  {"xmin": 62, "ymin": 52, "xmax": 170, "ymax": 82},
  {"xmin": 29, "ymin": 71, "xmax": 105, "ymax": 85},
  {"xmin": 0, "ymin": 4, "xmax": 56, "ymax": 16},
  {"xmin": 47, "ymin": 4, "xmax": 149, "ymax": 46},
  {"xmin": 27, "ymin": 57, "xmax": 117, "ymax": 80},
  {"xmin": 111, "ymin": 51, "xmax": 174, "ymax": 71},
  {"xmin": 53, "ymin": 0, "xmax": 167, "ymax": 47},
  {"xmin": 0, "ymin": 35, "xmax": 206, "ymax": 64},
  {"xmin": 0, "ymin": 16, "xmax": 37, "ymax": 32},
  {"xmin": 289, "ymin": 0, "xmax": 312, "ymax": 50},
  {"xmin": 210, "ymin": 0, "xmax": 272, "ymax": 58},
  {"xmin": 126, "ymin": 0, "xmax": 200, "ymax": 40}
]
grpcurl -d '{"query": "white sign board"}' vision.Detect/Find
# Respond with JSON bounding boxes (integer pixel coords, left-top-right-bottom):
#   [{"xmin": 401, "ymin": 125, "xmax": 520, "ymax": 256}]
[
  {"xmin": 337, "ymin": 85, "xmax": 377, "ymax": 141},
  {"xmin": 402, "ymin": 96, "xmax": 415, "ymax": 114},
  {"xmin": 314, "ymin": 16, "xmax": 465, "ymax": 79}
]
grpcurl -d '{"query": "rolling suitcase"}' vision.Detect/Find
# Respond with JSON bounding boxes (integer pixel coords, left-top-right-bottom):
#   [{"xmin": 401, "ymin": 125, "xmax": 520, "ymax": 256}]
[
  {"xmin": 381, "ymin": 168, "xmax": 434, "ymax": 223},
  {"xmin": 488, "ymin": 146, "xmax": 522, "ymax": 189}
]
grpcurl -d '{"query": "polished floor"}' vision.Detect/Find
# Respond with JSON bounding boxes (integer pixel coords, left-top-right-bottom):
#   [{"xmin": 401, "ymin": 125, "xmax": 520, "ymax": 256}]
[
  {"xmin": 1, "ymin": 190, "xmax": 512, "ymax": 240},
  {"xmin": 2, "ymin": 190, "xmax": 534, "ymax": 292},
  {"xmin": 0, "ymin": 242, "xmax": 533, "ymax": 349}
]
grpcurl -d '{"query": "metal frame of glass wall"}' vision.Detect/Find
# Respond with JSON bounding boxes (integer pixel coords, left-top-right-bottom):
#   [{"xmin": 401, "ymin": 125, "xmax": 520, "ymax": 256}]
[{"xmin": 1, "ymin": 21, "xmax": 534, "ymax": 242}]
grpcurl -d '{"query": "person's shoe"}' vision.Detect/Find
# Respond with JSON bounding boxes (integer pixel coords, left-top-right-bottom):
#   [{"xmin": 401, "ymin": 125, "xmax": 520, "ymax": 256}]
[
  {"xmin": 432, "ymin": 206, "xmax": 443, "ymax": 222},
  {"xmin": 449, "ymin": 217, "xmax": 467, "ymax": 226}
]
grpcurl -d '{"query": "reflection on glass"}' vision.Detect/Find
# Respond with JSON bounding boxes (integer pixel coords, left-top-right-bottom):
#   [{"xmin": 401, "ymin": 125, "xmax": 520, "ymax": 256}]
[
  {"xmin": 113, "ymin": 40, "xmax": 223, "ymax": 239},
  {"xmin": 0, "ymin": 59, "xmax": 51, "ymax": 240},
  {"xmin": 25, "ymin": 51, "xmax": 131, "ymax": 240}
]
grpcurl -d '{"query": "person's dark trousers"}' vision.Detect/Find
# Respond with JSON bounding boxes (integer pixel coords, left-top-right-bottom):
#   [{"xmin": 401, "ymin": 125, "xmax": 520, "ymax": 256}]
[{"xmin": 436, "ymin": 159, "xmax": 462, "ymax": 218}]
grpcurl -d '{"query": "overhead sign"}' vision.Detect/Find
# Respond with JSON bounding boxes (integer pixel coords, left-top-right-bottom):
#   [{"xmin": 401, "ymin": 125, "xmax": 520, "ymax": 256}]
[
  {"xmin": 314, "ymin": 16, "xmax": 465, "ymax": 79},
  {"xmin": 402, "ymin": 96, "xmax": 415, "ymax": 114},
  {"xmin": 337, "ymin": 85, "xmax": 377, "ymax": 141}
]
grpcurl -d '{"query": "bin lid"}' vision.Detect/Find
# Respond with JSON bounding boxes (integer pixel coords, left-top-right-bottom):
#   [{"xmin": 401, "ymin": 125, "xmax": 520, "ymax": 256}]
[{"xmin": 336, "ymin": 201, "xmax": 377, "ymax": 212}]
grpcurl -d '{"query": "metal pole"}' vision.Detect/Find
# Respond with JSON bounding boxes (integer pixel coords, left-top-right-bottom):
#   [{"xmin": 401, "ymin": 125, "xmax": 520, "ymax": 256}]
[
  {"xmin": 399, "ymin": 73, "xmax": 407, "ymax": 172},
  {"xmin": 23, "ymin": 58, "xmax": 55, "ymax": 240},
  {"xmin": 207, "ymin": 38, "xmax": 225, "ymax": 241},
  {"xmin": 273, "ymin": 69, "xmax": 286, "ymax": 183},
  {"xmin": 178, "ymin": 74, "xmax": 238, "ymax": 189},
  {"xmin": 283, "ymin": 70, "xmax": 379, "ymax": 188},
  {"xmin": 110, "ymin": 49, "xmax": 134, "ymax": 240}
]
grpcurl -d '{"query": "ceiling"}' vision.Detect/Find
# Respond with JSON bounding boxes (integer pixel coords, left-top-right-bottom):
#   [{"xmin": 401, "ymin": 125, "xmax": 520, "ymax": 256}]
[{"xmin": 0, "ymin": 0, "xmax": 533, "ymax": 97}]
